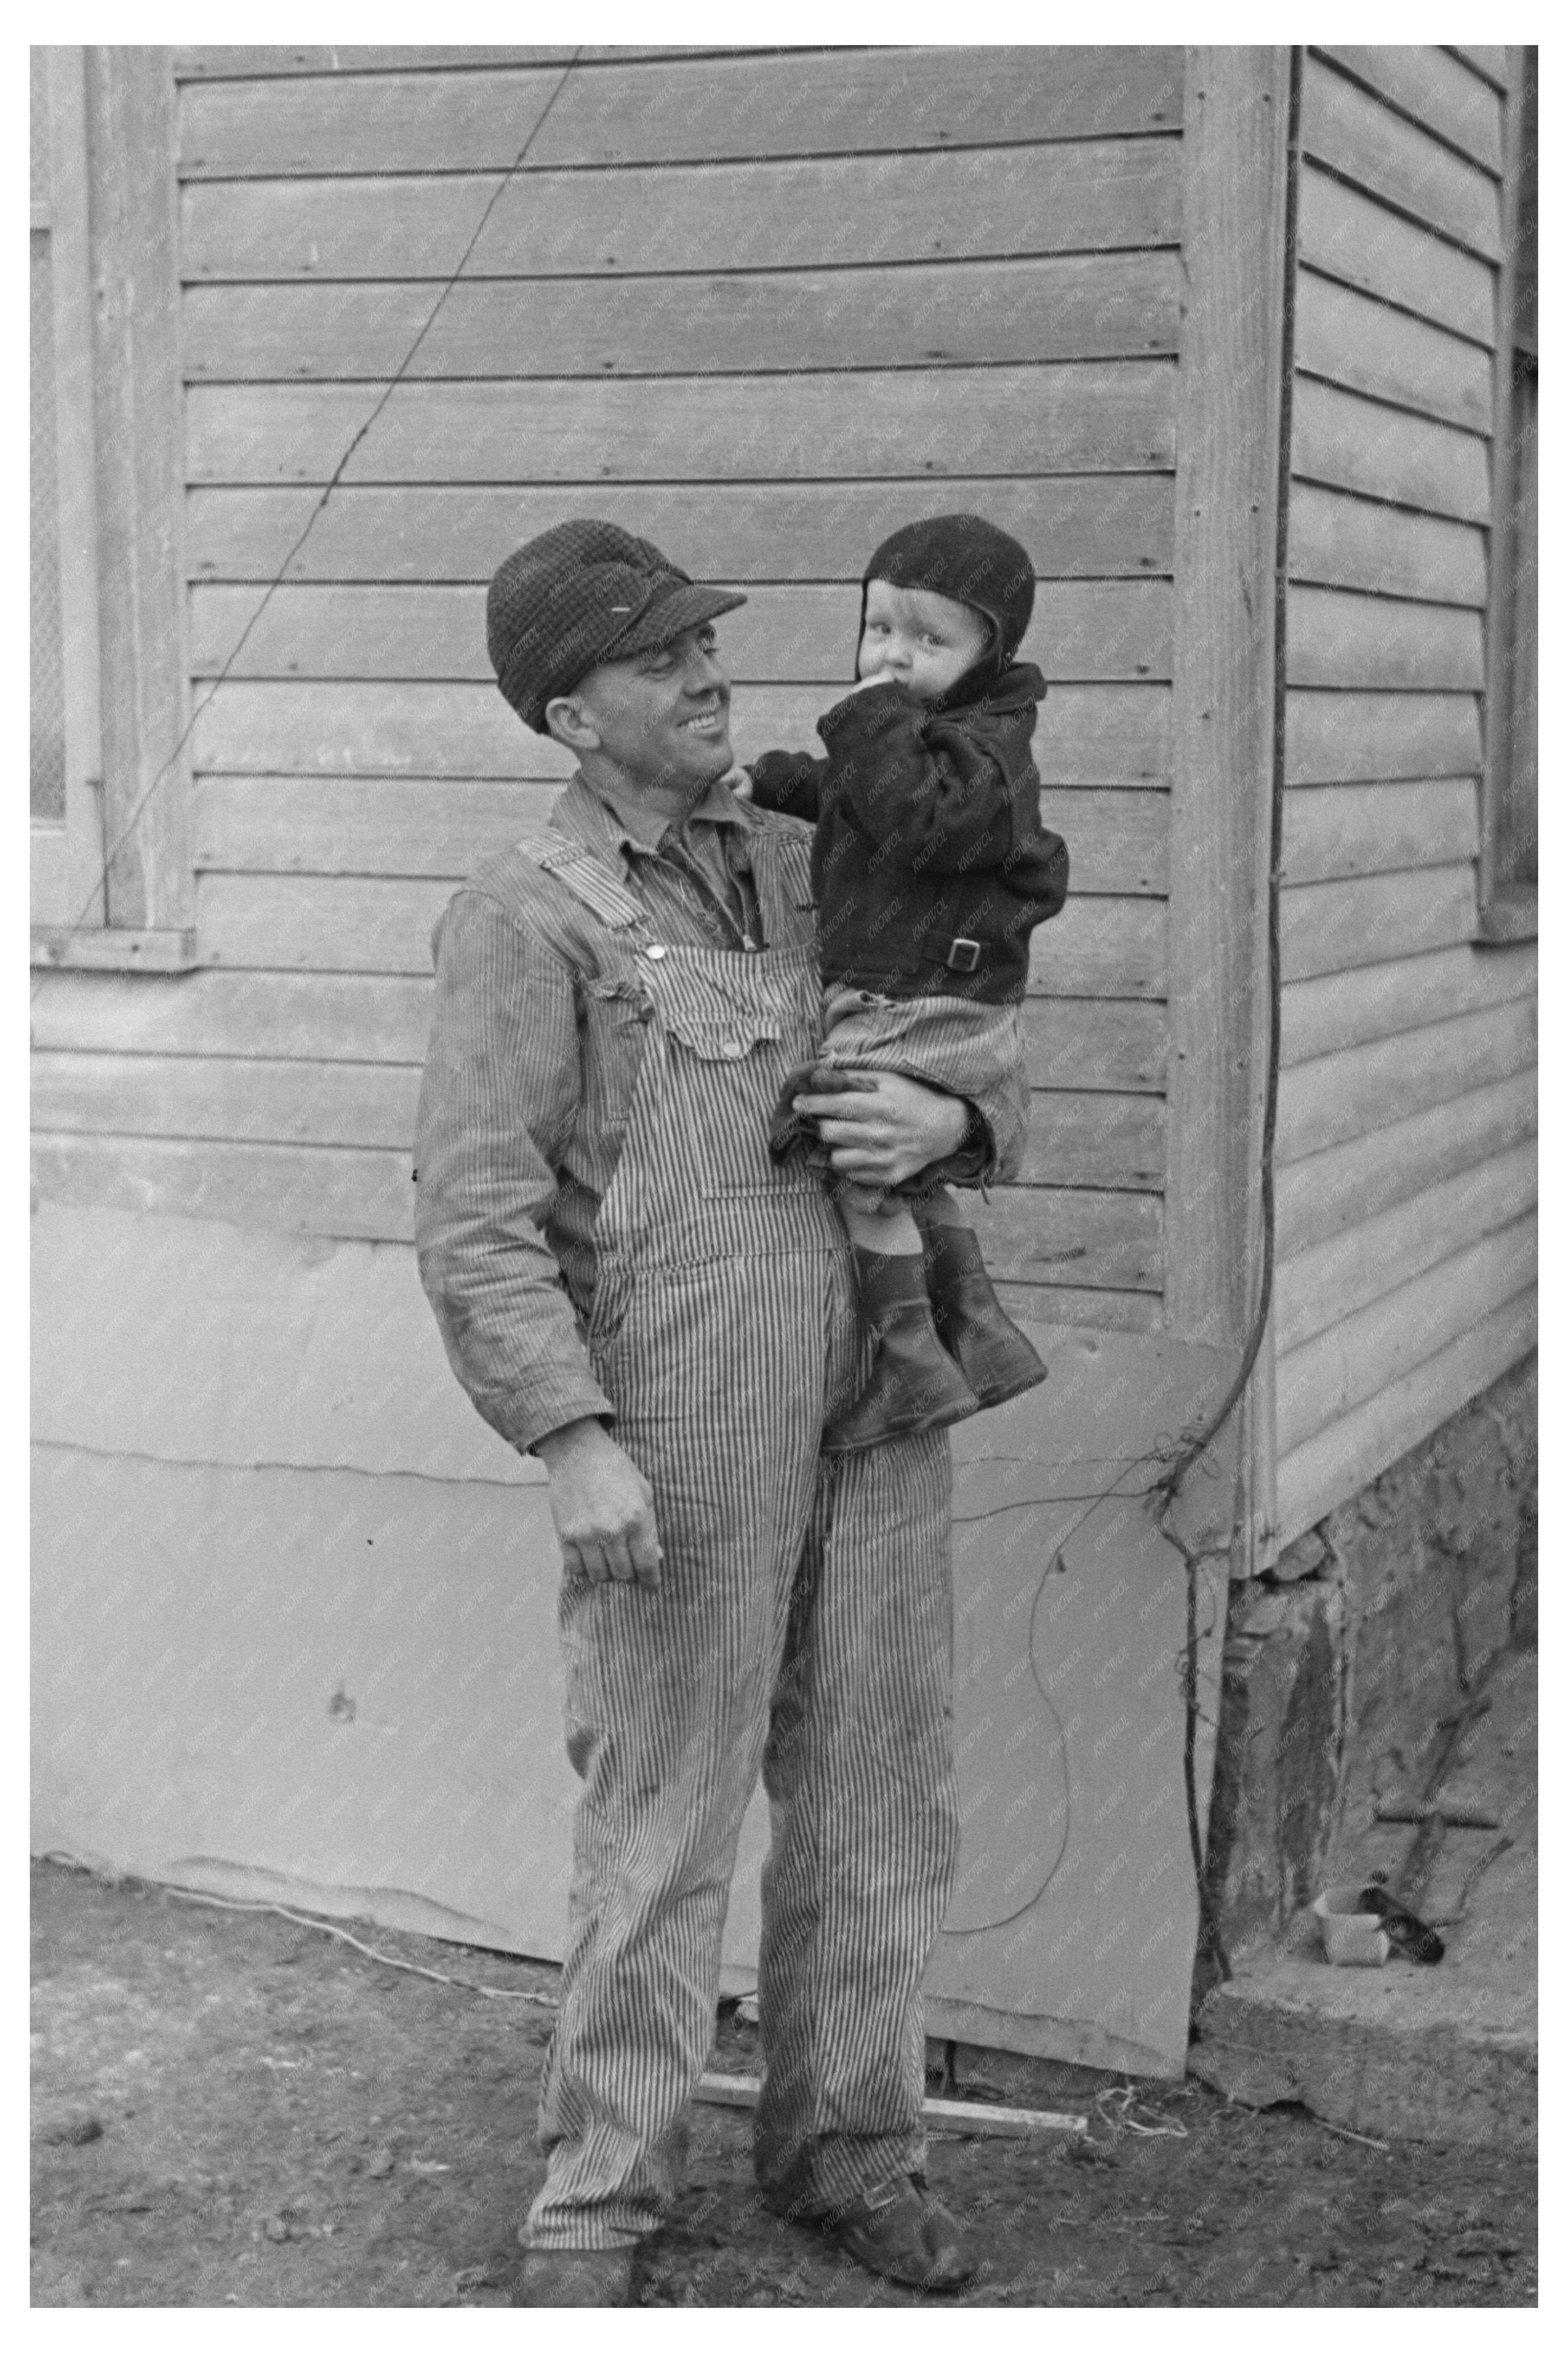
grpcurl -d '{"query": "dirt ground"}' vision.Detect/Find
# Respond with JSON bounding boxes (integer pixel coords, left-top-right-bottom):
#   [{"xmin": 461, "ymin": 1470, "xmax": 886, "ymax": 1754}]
[{"xmin": 30, "ymin": 1857, "xmax": 1536, "ymax": 2309}]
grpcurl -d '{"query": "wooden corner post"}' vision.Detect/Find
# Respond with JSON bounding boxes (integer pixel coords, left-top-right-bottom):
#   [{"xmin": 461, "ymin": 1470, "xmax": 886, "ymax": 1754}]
[
  {"xmin": 85, "ymin": 46, "xmax": 192, "ymax": 934},
  {"xmin": 1165, "ymin": 48, "xmax": 1292, "ymax": 1372}
]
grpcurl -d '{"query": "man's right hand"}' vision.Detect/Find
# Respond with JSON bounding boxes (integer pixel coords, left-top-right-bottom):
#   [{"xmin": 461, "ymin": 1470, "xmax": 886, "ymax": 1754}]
[{"xmin": 534, "ymin": 1418, "xmax": 663, "ymax": 1592}]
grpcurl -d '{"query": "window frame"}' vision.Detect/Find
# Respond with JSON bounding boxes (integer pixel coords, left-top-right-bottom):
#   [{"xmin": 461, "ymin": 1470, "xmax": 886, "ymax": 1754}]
[
  {"xmin": 30, "ymin": 44, "xmax": 106, "ymax": 937},
  {"xmin": 1477, "ymin": 43, "xmax": 1538, "ymax": 945},
  {"xmin": 30, "ymin": 44, "xmax": 197, "ymax": 975}
]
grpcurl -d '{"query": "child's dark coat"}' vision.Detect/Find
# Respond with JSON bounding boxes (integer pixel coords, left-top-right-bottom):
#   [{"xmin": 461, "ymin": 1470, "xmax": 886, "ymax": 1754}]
[{"xmin": 748, "ymin": 661, "xmax": 1069, "ymax": 1004}]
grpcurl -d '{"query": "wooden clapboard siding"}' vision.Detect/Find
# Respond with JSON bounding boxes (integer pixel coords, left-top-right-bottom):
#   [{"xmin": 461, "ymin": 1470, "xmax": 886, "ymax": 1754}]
[
  {"xmin": 191, "ymin": 775, "xmax": 1170, "ymax": 895},
  {"xmin": 1286, "ymin": 691, "xmax": 1481, "ymax": 784},
  {"xmin": 189, "ymin": 580, "xmax": 1175, "ymax": 685},
  {"xmin": 191, "ymin": 681, "xmax": 1172, "ymax": 783},
  {"xmin": 1274, "ymin": 1216, "xmax": 1535, "ymax": 1457},
  {"xmin": 186, "ymin": 367, "xmax": 1176, "ymax": 485},
  {"xmin": 181, "ymin": 141, "xmax": 1183, "ymax": 280},
  {"xmin": 1292, "ymin": 379, "xmax": 1489, "ymax": 522},
  {"xmin": 1312, "ymin": 48, "xmax": 1503, "ymax": 172},
  {"xmin": 30, "ymin": 1127, "xmax": 1160, "ymax": 1305},
  {"xmin": 1275, "ymin": 1000, "xmax": 1535, "ymax": 1165},
  {"xmin": 1274, "ymin": 1285, "xmax": 1535, "ymax": 1545},
  {"xmin": 1300, "ymin": 53, "xmax": 1502, "ymax": 259},
  {"xmin": 1282, "ymin": 780, "xmax": 1477, "ymax": 886},
  {"xmin": 1287, "ymin": 484, "xmax": 1486, "ymax": 608},
  {"xmin": 1270, "ymin": 41, "xmax": 1533, "ymax": 1536},
  {"xmin": 17, "ymin": 49, "xmax": 1188, "ymax": 1318},
  {"xmin": 1296, "ymin": 165, "xmax": 1494, "ymax": 345},
  {"xmin": 33, "ymin": 1048, "xmax": 1161, "ymax": 1194},
  {"xmin": 1281, "ymin": 866, "xmax": 1478, "ymax": 982},
  {"xmin": 33, "ymin": 970, "xmax": 1167, "ymax": 1097},
  {"xmin": 1293, "ymin": 271, "xmax": 1492, "ymax": 432},
  {"xmin": 1286, "ymin": 588, "xmax": 1483, "ymax": 691},
  {"xmin": 183, "ymin": 255, "xmax": 1184, "ymax": 381},
  {"xmin": 193, "ymin": 871, "xmax": 1167, "ymax": 1000},
  {"xmin": 186, "ymin": 480, "xmax": 1177, "ymax": 587},
  {"xmin": 177, "ymin": 49, "xmax": 1184, "ymax": 177},
  {"xmin": 1274, "ymin": 1071, "xmax": 1535, "ymax": 1260},
  {"xmin": 1274, "ymin": 1141, "xmax": 1536, "ymax": 1358},
  {"xmin": 1281, "ymin": 941, "xmax": 1534, "ymax": 1067}
]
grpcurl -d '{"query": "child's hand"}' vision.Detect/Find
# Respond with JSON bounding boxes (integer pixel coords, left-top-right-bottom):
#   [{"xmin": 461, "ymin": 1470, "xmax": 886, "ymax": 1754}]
[
  {"xmin": 844, "ymin": 671, "xmax": 890, "ymax": 697},
  {"xmin": 719, "ymin": 762, "xmax": 753, "ymax": 800}
]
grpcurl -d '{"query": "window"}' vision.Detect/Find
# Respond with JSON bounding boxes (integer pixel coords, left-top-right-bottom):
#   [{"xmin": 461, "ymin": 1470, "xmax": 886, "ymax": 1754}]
[
  {"xmin": 30, "ymin": 45, "xmax": 195, "ymax": 970},
  {"xmin": 1480, "ymin": 44, "xmax": 1538, "ymax": 940},
  {"xmin": 30, "ymin": 45, "xmax": 105, "ymax": 933}
]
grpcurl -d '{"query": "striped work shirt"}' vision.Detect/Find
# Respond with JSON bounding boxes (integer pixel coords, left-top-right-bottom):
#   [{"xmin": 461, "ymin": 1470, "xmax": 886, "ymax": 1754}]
[{"xmin": 413, "ymin": 771, "xmax": 1020, "ymax": 1456}]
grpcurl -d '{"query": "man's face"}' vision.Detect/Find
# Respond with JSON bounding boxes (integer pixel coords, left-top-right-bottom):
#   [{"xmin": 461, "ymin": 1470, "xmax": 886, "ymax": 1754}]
[
  {"xmin": 567, "ymin": 622, "xmax": 734, "ymax": 794},
  {"xmin": 857, "ymin": 579, "xmax": 990, "ymax": 702}
]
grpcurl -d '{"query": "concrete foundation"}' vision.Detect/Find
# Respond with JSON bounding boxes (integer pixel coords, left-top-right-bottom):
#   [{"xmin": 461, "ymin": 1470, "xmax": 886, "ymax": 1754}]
[{"xmin": 1192, "ymin": 1354, "xmax": 1537, "ymax": 2147}]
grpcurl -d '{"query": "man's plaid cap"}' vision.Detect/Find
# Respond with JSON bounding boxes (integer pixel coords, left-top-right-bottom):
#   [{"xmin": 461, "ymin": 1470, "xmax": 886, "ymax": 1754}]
[{"xmin": 487, "ymin": 520, "xmax": 747, "ymax": 733}]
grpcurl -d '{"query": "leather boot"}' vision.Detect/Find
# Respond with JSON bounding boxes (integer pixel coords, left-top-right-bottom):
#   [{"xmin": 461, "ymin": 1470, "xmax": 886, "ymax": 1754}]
[
  {"xmin": 914, "ymin": 1199, "xmax": 1047, "ymax": 1409},
  {"xmin": 823, "ymin": 1248, "xmax": 979, "ymax": 1453}
]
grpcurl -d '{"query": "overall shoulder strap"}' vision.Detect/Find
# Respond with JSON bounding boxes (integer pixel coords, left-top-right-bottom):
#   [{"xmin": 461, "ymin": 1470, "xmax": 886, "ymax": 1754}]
[{"xmin": 509, "ymin": 827, "xmax": 645, "ymax": 932}]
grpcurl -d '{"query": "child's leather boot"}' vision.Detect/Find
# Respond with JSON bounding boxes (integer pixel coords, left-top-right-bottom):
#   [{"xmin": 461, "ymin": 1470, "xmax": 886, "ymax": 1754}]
[
  {"xmin": 915, "ymin": 1202, "xmax": 1047, "ymax": 1409},
  {"xmin": 823, "ymin": 1247, "xmax": 979, "ymax": 1452}
]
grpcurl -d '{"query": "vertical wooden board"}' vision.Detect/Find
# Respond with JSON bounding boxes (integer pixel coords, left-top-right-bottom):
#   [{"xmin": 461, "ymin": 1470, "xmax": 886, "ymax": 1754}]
[
  {"xmin": 1301, "ymin": 54, "xmax": 1503, "ymax": 258},
  {"xmin": 185, "ymin": 367, "xmax": 1178, "ymax": 488},
  {"xmin": 1163, "ymin": 47, "xmax": 1289, "ymax": 1347},
  {"xmin": 1287, "ymin": 483, "xmax": 1487, "ymax": 607},
  {"xmin": 1292, "ymin": 378, "xmax": 1491, "ymax": 523},
  {"xmin": 185, "ymin": 478, "xmax": 1179, "ymax": 587},
  {"xmin": 86, "ymin": 47, "xmax": 192, "ymax": 931},
  {"xmin": 181, "ymin": 139, "xmax": 1185, "ymax": 280},
  {"xmin": 1296, "ymin": 163, "xmax": 1496, "ymax": 344},
  {"xmin": 1293, "ymin": 269, "xmax": 1494, "ymax": 431}
]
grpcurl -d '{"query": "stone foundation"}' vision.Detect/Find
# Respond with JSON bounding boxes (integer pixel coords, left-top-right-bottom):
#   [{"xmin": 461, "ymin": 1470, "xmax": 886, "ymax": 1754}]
[{"xmin": 1201, "ymin": 1353, "xmax": 1537, "ymax": 1981}]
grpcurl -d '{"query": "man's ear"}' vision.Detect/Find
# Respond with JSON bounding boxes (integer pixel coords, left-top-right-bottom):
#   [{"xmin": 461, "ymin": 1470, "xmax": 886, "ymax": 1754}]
[{"xmin": 544, "ymin": 694, "xmax": 601, "ymax": 753}]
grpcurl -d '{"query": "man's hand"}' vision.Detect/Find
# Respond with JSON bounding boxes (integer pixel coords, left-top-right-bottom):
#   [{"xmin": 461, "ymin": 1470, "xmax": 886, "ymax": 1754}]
[
  {"xmin": 534, "ymin": 1417, "xmax": 663, "ymax": 1592},
  {"xmin": 793, "ymin": 1070, "xmax": 970, "ymax": 1188}
]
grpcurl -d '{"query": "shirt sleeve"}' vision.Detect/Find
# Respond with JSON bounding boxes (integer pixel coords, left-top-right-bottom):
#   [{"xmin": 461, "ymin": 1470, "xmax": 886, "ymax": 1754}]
[
  {"xmin": 817, "ymin": 680, "xmax": 1018, "ymax": 875},
  {"xmin": 413, "ymin": 887, "xmax": 616, "ymax": 1455}
]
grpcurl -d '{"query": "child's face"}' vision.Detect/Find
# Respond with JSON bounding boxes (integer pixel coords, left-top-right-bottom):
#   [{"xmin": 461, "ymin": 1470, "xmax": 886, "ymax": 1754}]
[{"xmin": 857, "ymin": 579, "xmax": 990, "ymax": 702}]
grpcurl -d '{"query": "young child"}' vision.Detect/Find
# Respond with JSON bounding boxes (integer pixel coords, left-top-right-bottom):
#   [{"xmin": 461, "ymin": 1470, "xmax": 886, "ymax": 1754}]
[{"xmin": 737, "ymin": 512, "xmax": 1069, "ymax": 1453}]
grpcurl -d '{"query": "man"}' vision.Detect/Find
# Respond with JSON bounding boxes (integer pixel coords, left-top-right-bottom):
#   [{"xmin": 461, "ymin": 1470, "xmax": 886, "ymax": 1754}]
[{"xmin": 413, "ymin": 521, "xmax": 1029, "ymax": 2306}]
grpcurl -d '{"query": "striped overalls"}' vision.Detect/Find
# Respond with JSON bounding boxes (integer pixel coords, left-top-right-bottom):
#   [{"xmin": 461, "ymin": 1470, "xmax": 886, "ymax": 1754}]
[{"xmin": 518, "ymin": 832, "xmax": 962, "ymax": 2250}]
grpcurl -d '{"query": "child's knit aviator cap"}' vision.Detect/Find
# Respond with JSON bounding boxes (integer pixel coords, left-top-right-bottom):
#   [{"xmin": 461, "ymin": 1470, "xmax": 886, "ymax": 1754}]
[{"xmin": 861, "ymin": 513, "xmax": 1036, "ymax": 677}]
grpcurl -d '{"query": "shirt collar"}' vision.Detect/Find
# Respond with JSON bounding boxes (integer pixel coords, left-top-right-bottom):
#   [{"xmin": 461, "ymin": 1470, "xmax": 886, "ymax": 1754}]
[{"xmin": 559, "ymin": 768, "xmax": 753, "ymax": 866}]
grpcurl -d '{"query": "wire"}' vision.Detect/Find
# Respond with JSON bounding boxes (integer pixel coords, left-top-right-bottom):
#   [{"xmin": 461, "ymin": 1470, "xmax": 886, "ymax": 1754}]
[{"xmin": 31, "ymin": 46, "xmax": 585, "ymax": 1003}]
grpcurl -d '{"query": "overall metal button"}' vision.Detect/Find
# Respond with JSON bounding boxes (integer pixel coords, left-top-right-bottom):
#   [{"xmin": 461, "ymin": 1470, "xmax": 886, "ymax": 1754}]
[
  {"xmin": 720, "ymin": 1040, "xmax": 745, "ymax": 1059},
  {"xmin": 642, "ymin": 944, "xmax": 667, "ymax": 961}
]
